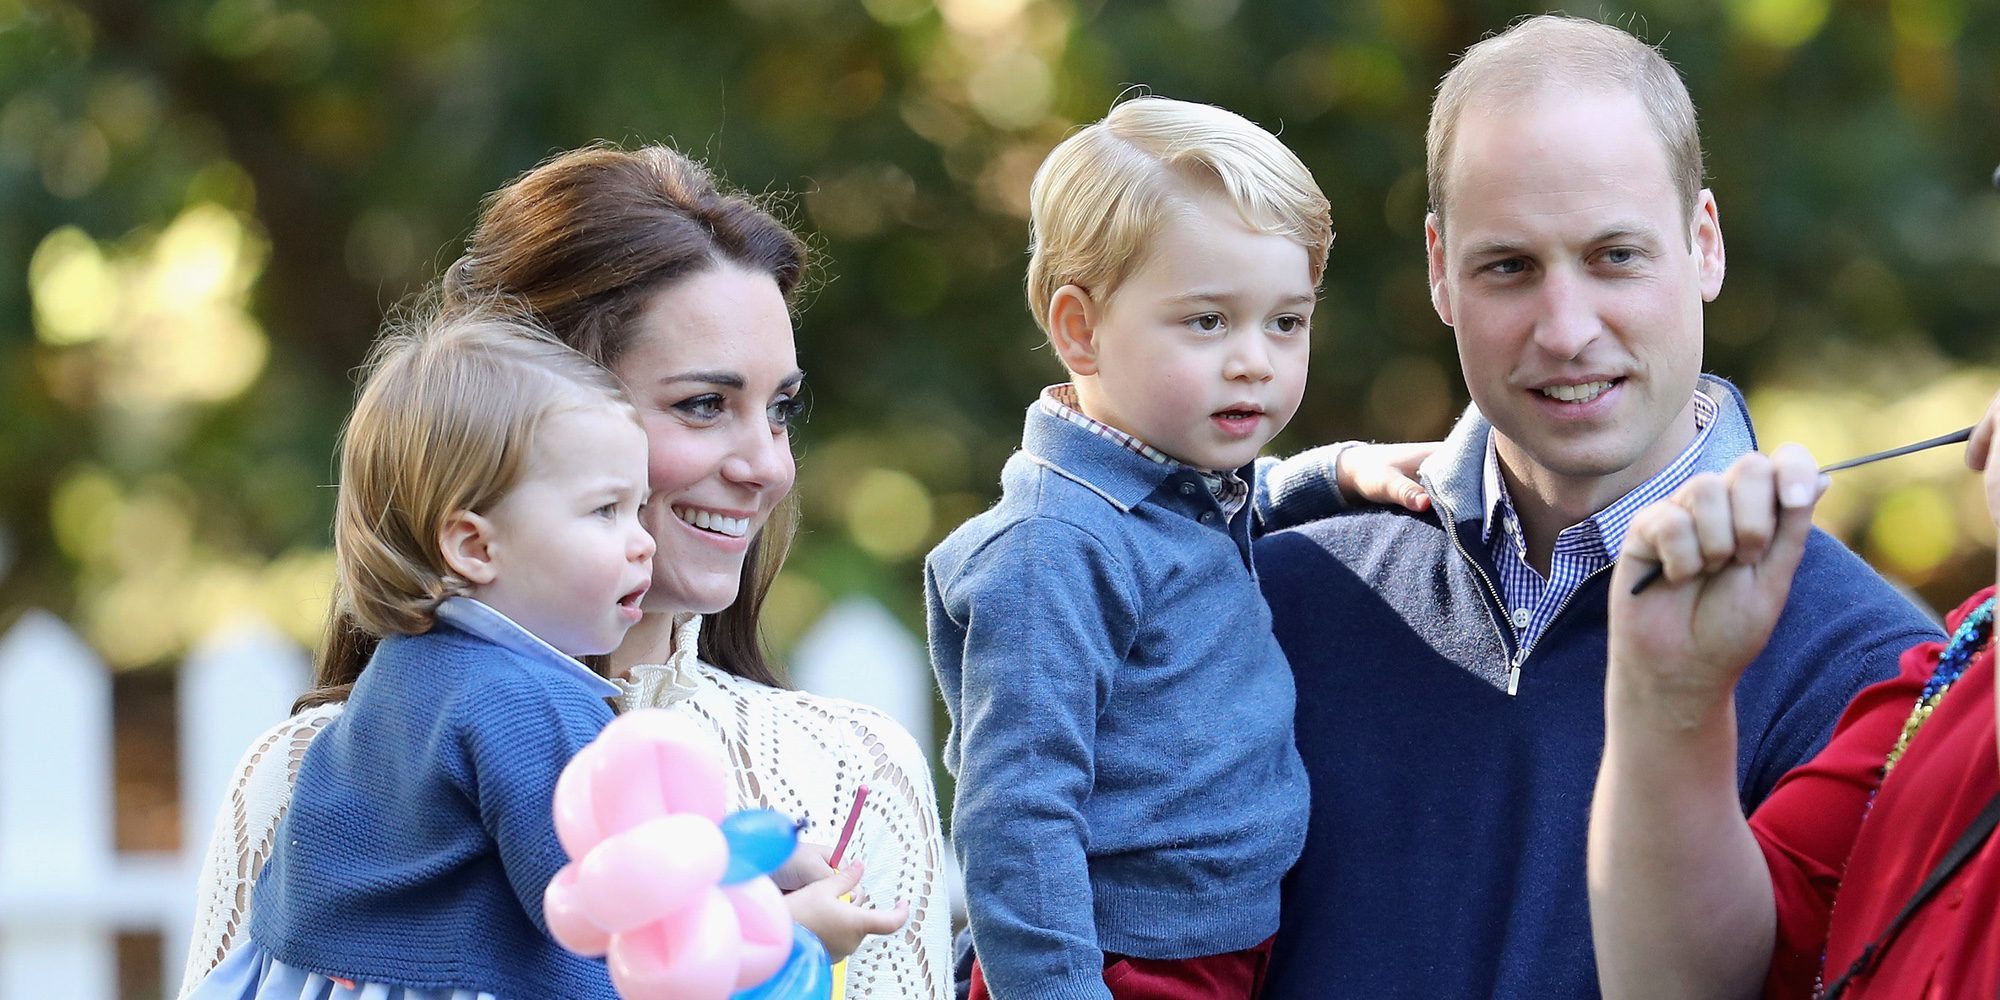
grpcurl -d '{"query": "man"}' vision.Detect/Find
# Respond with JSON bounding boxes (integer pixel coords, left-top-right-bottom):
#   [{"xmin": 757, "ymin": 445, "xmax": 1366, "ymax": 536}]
[{"xmin": 1254, "ymin": 15, "xmax": 1942, "ymax": 998}]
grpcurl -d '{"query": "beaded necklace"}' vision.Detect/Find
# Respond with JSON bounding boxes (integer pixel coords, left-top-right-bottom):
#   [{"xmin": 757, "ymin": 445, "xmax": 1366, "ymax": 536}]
[{"xmin": 1881, "ymin": 595, "xmax": 1995, "ymax": 776}]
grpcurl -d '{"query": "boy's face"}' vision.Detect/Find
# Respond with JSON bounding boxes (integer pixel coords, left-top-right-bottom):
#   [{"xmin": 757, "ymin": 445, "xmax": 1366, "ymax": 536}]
[
  {"xmin": 1063, "ymin": 189, "xmax": 1315, "ymax": 471},
  {"xmin": 470, "ymin": 402, "xmax": 656, "ymax": 657}
]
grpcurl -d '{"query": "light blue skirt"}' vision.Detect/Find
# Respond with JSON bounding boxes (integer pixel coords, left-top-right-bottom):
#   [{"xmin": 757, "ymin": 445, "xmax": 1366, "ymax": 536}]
[{"xmin": 187, "ymin": 942, "xmax": 496, "ymax": 1000}]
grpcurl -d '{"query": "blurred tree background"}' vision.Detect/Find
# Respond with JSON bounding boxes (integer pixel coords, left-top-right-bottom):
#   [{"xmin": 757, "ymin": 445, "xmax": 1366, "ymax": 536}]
[{"xmin": 7, "ymin": 0, "xmax": 2000, "ymax": 822}]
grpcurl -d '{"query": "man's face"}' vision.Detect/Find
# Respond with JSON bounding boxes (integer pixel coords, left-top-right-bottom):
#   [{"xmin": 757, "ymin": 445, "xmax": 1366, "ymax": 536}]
[{"xmin": 1427, "ymin": 87, "xmax": 1725, "ymax": 508}]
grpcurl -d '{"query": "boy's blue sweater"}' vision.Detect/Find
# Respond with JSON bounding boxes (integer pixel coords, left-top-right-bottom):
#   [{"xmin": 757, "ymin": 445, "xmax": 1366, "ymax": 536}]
[
  {"xmin": 249, "ymin": 598, "xmax": 620, "ymax": 999},
  {"xmin": 1252, "ymin": 376, "xmax": 1944, "ymax": 999},
  {"xmin": 926, "ymin": 402, "xmax": 1311, "ymax": 1000}
]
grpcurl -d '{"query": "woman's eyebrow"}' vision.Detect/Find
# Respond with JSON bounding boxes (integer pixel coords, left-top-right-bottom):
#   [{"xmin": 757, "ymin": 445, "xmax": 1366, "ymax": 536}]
[
  {"xmin": 659, "ymin": 370, "xmax": 744, "ymax": 389},
  {"xmin": 659, "ymin": 369, "xmax": 808, "ymax": 390}
]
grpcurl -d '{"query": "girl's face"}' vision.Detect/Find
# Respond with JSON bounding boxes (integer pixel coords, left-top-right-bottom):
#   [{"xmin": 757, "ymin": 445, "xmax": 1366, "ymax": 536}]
[{"xmin": 613, "ymin": 264, "xmax": 802, "ymax": 617}]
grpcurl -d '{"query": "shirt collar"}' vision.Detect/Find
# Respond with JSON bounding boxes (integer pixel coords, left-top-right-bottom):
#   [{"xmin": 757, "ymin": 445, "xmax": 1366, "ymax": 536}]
[
  {"xmin": 1479, "ymin": 389, "xmax": 1720, "ymax": 558},
  {"xmin": 434, "ymin": 596, "xmax": 622, "ymax": 698},
  {"xmin": 1033, "ymin": 383, "xmax": 1249, "ymax": 513}
]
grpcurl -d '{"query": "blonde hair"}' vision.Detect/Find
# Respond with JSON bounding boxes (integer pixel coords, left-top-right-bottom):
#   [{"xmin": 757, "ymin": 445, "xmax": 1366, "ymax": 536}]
[
  {"xmin": 333, "ymin": 303, "xmax": 635, "ymax": 639},
  {"xmin": 1024, "ymin": 95, "xmax": 1333, "ymax": 334},
  {"xmin": 1427, "ymin": 14, "xmax": 1704, "ymax": 232}
]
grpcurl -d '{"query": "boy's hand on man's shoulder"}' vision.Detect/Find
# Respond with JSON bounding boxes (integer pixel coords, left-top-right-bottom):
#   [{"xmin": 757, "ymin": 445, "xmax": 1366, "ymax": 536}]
[{"xmin": 1337, "ymin": 441, "xmax": 1436, "ymax": 512}]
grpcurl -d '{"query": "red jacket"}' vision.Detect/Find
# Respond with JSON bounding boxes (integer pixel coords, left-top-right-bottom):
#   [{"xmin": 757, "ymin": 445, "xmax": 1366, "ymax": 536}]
[{"xmin": 1753, "ymin": 586, "xmax": 2000, "ymax": 998}]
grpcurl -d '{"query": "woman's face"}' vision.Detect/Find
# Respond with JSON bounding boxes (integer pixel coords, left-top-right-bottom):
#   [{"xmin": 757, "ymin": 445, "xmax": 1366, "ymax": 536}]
[{"xmin": 613, "ymin": 264, "xmax": 802, "ymax": 617}]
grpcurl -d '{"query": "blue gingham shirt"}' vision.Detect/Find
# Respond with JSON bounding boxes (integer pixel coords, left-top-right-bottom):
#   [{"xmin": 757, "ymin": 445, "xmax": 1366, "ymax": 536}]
[{"xmin": 1483, "ymin": 391, "xmax": 1718, "ymax": 652}]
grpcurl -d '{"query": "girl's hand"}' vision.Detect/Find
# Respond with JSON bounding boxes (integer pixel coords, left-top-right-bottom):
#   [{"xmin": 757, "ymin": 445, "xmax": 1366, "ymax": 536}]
[
  {"xmin": 1337, "ymin": 441, "xmax": 1436, "ymax": 512},
  {"xmin": 782, "ymin": 860, "xmax": 910, "ymax": 961},
  {"xmin": 770, "ymin": 841, "xmax": 834, "ymax": 892}
]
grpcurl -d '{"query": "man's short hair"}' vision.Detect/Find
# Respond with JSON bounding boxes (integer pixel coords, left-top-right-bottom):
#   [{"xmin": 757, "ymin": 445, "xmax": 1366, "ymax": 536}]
[
  {"xmin": 1025, "ymin": 95, "xmax": 1332, "ymax": 334},
  {"xmin": 1426, "ymin": 14, "xmax": 1704, "ymax": 232}
]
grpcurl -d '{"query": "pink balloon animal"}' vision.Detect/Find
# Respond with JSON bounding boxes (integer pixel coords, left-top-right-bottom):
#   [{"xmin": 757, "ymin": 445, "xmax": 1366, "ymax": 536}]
[{"xmin": 544, "ymin": 710, "xmax": 796, "ymax": 999}]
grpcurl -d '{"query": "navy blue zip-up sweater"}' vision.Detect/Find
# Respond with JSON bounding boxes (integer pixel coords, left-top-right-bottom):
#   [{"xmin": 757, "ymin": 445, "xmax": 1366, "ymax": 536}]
[{"xmin": 1253, "ymin": 376, "xmax": 1942, "ymax": 999}]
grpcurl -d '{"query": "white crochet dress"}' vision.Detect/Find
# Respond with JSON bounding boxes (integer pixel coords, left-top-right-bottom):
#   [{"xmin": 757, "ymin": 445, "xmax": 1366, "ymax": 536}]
[{"xmin": 178, "ymin": 614, "xmax": 952, "ymax": 1000}]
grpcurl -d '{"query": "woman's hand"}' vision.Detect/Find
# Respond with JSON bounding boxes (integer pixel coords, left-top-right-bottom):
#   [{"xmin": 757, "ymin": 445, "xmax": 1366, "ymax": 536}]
[
  {"xmin": 1336, "ymin": 441, "xmax": 1436, "ymax": 512},
  {"xmin": 782, "ymin": 859, "xmax": 910, "ymax": 961},
  {"xmin": 1972, "ymin": 389, "xmax": 2000, "ymax": 583}
]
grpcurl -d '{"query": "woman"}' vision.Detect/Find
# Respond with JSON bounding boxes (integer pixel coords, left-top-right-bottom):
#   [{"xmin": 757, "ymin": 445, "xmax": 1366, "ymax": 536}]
[{"xmin": 181, "ymin": 144, "xmax": 949, "ymax": 999}]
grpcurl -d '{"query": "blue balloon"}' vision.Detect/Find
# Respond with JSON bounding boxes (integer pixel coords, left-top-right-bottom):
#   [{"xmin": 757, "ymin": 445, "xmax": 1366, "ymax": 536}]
[
  {"xmin": 720, "ymin": 808, "xmax": 800, "ymax": 884},
  {"xmin": 733, "ymin": 924, "xmax": 833, "ymax": 1000}
]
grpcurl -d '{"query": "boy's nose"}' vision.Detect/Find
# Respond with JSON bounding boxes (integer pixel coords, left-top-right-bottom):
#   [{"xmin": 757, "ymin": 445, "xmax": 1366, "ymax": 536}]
[{"xmin": 1225, "ymin": 337, "xmax": 1275, "ymax": 382}]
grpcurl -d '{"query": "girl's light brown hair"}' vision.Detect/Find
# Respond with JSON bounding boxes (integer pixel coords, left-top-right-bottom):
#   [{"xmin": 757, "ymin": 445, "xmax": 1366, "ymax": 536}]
[
  {"xmin": 300, "ymin": 143, "xmax": 806, "ymax": 711},
  {"xmin": 301, "ymin": 304, "xmax": 632, "ymax": 706}
]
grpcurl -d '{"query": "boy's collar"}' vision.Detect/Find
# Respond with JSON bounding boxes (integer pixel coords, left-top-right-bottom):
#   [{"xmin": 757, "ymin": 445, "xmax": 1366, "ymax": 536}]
[
  {"xmin": 434, "ymin": 596, "xmax": 622, "ymax": 698},
  {"xmin": 1022, "ymin": 388, "xmax": 1250, "ymax": 513}
]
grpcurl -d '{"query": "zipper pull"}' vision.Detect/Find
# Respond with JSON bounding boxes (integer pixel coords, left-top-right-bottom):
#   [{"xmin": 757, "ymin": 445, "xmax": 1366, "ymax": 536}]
[{"xmin": 1506, "ymin": 657, "xmax": 1522, "ymax": 697}]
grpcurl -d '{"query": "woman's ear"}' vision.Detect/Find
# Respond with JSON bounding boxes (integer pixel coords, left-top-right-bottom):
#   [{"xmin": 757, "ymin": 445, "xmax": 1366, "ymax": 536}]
[
  {"xmin": 438, "ymin": 510, "xmax": 499, "ymax": 586},
  {"xmin": 1046, "ymin": 284, "xmax": 1101, "ymax": 376}
]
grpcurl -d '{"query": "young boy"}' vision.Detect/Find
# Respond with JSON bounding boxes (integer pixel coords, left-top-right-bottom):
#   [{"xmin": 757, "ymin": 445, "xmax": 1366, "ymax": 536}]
[{"xmin": 926, "ymin": 96, "xmax": 1339, "ymax": 1000}]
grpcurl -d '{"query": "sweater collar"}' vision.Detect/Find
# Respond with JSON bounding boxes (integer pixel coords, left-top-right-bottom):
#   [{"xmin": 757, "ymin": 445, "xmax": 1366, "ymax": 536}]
[
  {"xmin": 1421, "ymin": 373, "xmax": 1759, "ymax": 536},
  {"xmin": 434, "ymin": 596, "xmax": 621, "ymax": 698},
  {"xmin": 1020, "ymin": 393, "xmax": 1254, "ymax": 513}
]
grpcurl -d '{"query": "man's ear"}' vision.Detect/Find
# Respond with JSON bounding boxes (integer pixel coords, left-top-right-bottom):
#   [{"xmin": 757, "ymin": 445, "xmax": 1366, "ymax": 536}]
[
  {"xmin": 1045, "ymin": 284, "xmax": 1101, "ymax": 376},
  {"xmin": 438, "ymin": 510, "xmax": 499, "ymax": 586},
  {"xmin": 1691, "ymin": 189, "xmax": 1726, "ymax": 302},
  {"xmin": 1425, "ymin": 212, "xmax": 1455, "ymax": 327}
]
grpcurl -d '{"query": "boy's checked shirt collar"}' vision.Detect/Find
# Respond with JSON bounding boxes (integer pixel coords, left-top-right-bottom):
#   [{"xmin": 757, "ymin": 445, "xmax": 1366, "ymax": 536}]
[
  {"xmin": 1480, "ymin": 390, "xmax": 1719, "ymax": 651},
  {"xmin": 1039, "ymin": 383, "xmax": 1250, "ymax": 517}
]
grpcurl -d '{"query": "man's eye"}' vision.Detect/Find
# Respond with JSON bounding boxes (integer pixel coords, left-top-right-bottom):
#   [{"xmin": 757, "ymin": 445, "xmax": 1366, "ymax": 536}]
[
  {"xmin": 1488, "ymin": 258, "xmax": 1527, "ymax": 275},
  {"xmin": 1604, "ymin": 247, "xmax": 1639, "ymax": 266}
]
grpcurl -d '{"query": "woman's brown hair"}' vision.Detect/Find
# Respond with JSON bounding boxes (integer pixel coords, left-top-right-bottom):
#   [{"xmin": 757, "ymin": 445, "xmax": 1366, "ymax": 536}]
[{"xmin": 297, "ymin": 144, "xmax": 807, "ymax": 711}]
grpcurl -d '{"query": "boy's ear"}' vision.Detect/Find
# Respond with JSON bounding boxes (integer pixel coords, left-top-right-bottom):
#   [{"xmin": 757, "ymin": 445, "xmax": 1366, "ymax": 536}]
[
  {"xmin": 438, "ymin": 510, "xmax": 500, "ymax": 586},
  {"xmin": 1045, "ymin": 284, "xmax": 1101, "ymax": 377}
]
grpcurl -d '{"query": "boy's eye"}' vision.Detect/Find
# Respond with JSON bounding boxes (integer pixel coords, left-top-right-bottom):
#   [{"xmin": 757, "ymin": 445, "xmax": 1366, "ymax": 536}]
[
  {"xmin": 1189, "ymin": 313, "xmax": 1224, "ymax": 333},
  {"xmin": 673, "ymin": 394, "xmax": 726, "ymax": 420},
  {"xmin": 1273, "ymin": 315, "xmax": 1306, "ymax": 334},
  {"xmin": 594, "ymin": 502, "xmax": 618, "ymax": 519}
]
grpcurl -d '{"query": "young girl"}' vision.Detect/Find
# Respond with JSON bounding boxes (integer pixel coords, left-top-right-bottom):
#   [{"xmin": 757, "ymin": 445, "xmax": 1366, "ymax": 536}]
[{"xmin": 187, "ymin": 305, "xmax": 654, "ymax": 1000}]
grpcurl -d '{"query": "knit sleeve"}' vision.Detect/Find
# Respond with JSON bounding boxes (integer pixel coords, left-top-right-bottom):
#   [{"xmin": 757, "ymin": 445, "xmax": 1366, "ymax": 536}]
[
  {"xmin": 1252, "ymin": 442, "xmax": 1355, "ymax": 535},
  {"xmin": 932, "ymin": 516, "xmax": 1136, "ymax": 1000},
  {"xmin": 449, "ymin": 674, "xmax": 613, "ymax": 935},
  {"xmin": 841, "ymin": 707, "xmax": 953, "ymax": 1000},
  {"xmin": 176, "ymin": 703, "xmax": 345, "ymax": 1000}
]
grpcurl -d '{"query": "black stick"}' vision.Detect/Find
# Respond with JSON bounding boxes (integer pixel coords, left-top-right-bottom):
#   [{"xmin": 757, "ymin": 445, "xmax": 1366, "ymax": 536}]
[{"xmin": 1627, "ymin": 425, "xmax": 1975, "ymax": 595}]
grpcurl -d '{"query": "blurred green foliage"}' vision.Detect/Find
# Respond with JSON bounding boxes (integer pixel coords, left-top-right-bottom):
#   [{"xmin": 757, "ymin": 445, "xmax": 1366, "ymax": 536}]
[{"xmin": 3, "ymin": 0, "xmax": 1998, "ymax": 667}]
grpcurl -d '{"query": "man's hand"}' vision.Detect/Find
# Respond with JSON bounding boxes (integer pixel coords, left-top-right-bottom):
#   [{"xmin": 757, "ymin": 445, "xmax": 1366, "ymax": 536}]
[
  {"xmin": 1608, "ymin": 444, "xmax": 1825, "ymax": 727},
  {"xmin": 1337, "ymin": 441, "xmax": 1436, "ymax": 512}
]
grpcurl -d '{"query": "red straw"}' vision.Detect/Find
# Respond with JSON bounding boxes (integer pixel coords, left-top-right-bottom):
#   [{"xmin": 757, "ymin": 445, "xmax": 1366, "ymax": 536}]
[{"xmin": 828, "ymin": 784, "xmax": 870, "ymax": 869}]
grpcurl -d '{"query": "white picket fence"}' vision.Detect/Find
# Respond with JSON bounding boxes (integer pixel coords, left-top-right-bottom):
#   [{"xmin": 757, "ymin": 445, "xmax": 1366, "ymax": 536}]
[{"xmin": 0, "ymin": 599, "xmax": 937, "ymax": 1000}]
